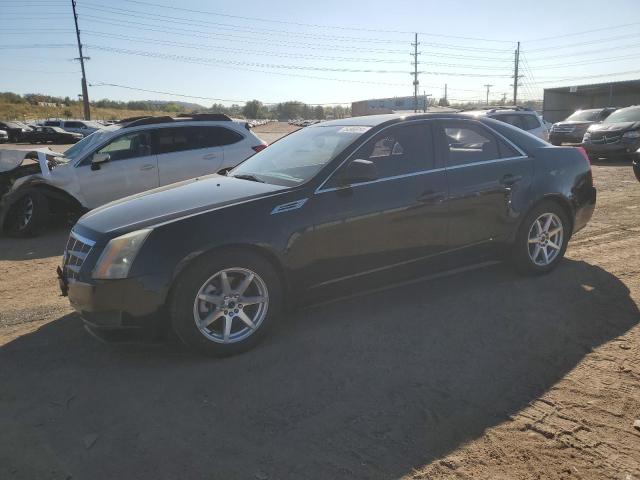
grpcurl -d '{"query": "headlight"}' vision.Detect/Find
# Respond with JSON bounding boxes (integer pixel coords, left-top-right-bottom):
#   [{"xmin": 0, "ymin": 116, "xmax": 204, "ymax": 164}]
[
  {"xmin": 623, "ymin": 130, "xmax": 640, "ymax": 139},
  {"xmin": 92, "ymin": 228, "xmax": 152, "ymax": 279},
  {"xmin": 582, "ymin": 132, "xmax": 591, "ymax": 142}
]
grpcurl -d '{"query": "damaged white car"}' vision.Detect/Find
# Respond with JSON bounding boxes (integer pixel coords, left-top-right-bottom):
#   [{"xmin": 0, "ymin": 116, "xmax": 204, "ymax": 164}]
[{"xmin": 0, "ymin": 114, "xmax": 268, "ymax": 236}]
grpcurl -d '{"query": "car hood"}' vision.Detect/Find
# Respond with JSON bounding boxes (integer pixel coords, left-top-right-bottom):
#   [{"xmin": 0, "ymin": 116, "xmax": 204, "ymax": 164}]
[
  {"xmin": 77, "ymin": 175, "xmax": 288, "ymax": 237},
  {"xmin": 588, "ymin": 121, "xmax": 640, "ymax": 132},
  {"xmin": 0, "ymin": 148, "xmax": 64, "ymax": 174}
]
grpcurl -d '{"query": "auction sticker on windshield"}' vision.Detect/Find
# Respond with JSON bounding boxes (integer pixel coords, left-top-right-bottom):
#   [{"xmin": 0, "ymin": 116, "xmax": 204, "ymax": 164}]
[{"xmin": 338, "ymin": 126, "xmax": 371, "ymax": 133}]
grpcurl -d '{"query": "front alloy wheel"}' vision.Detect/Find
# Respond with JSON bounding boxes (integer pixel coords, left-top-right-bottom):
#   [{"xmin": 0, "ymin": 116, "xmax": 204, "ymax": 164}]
[
  {"xmin": 193, "ymin": 268, "xmax": 269, "ymax": 344},
  {"xmin": 170, "ymin": 249, "xmax": 282, "ymax": 356}
]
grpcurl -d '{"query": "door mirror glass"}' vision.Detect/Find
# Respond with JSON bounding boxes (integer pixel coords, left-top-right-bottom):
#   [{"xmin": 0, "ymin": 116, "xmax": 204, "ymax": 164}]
[
  {"xmin": 92, "ymin": 152, "xmax": 110, "ymax": 164},
  {"xmin": 341, "ymin": 159, "xmax": 377, "ymax": 185}
]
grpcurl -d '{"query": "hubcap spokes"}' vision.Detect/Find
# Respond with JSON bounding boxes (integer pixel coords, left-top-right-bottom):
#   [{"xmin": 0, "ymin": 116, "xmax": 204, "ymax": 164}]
[
  {"xmin": 527, "ymin": 213, "xmax": 563, "ymax": 266},
  {"xmin": 19, "ymin": 197, "xmax": 34, "ymax": 229},
  {"xmin": 193, "ymin": 268, "xmax": 268, "ymax": 344}
]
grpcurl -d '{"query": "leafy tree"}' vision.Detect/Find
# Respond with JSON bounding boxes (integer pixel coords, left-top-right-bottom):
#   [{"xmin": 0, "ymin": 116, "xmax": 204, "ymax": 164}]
[{"xmin": 242, "ymin": 99, "xmax": 265, "ymax": 119}]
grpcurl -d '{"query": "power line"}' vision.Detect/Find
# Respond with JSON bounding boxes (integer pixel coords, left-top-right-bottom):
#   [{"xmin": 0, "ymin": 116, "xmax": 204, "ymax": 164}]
[
  {"xmin": 524, "ymin": 53, "xmax": 640, "ymax": 69},
  {"xmin": 122, "ymin": 0, "xmax": 515, "ymax": 43},
  {"xmin": 525, "ymin": 21, "xmax": 640, "ymax": 42},
  {"xmin": 525, "ymin": 32, "xmax": 640, "ymax": 52},
  {"xmin": 79, "ymin": 3, "xmax": 408, "ymax": 45},
  {"xmin": 89, "ymin": 82, "xmax": 352, "ymax": 105},
  {"xmin": 522, "ymin": 41, "xmax": 640, "ymax": 60},
  {"xmin": 533, "ymin": 69, "xmax": 640, "ymax": 84},
  {"xmin": 85, "ymin": 44, "xmax": 514, "ymax": 77}
]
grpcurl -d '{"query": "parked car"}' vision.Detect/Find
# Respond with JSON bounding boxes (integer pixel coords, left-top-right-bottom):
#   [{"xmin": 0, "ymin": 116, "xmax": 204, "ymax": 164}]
[
  {"xmin": 57, "ymin": 113, "xmax": 596, "ymax": 356},
  {"xmin": 549, "ymin": 108, "xmax": 616, "ymax": 146},
  {"xmin": 582, "ymin": 105, "xmax": 640, "ymax": 161},
  {"xmin": 464, "ymin": 106, "xmax": 550, "ymax": 141},
  {"xmin": 633, "ymin": 152, "xmax": 640, "ymax": 182},
  {"xmin": 0, "ymin": 129, "xmax": 8, "ymax": 143},
  {"xmin": 0, "ymin": 121, "xmax": 32, "ymax": 142},
  {"xmin": 23, "ymin": 126, "xmax": 83, "ymax": 144},
  {"xmin": 43, "ymin": 119, "xmax": 104, "ymax": 137},
  {"xmin": 0, "ymin": 114, "xmax": 267, "ymax": 236}
]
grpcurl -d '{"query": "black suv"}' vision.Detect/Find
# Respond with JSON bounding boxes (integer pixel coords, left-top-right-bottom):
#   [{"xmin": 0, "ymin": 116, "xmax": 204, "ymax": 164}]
[
  {"xmin": 549, "ymin": 108, "xmax": 616, "ymax": 146},
  {"xmin": 583, "ymin": 106, "xmax": 640, "ymax": 160}
]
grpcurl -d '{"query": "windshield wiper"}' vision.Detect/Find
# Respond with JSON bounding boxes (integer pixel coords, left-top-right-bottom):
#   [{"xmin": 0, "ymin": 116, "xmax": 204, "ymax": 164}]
[{"xmin": 231, "ymin": 173, "xmax": 265, "ymax": 183}]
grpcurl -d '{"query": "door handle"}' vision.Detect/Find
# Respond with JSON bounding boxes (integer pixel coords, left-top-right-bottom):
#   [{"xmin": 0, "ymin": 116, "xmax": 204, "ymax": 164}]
[
  {"xmin": 140, "ymin": 164, "xmax": 155, "ymax": 171},
  {"xmin": 500, "ymin": 174, "xmax": 523, "ymax": 186},
  {"xmin": 202, "ymin": 153, "xmax": 217, "ymax": 160}
]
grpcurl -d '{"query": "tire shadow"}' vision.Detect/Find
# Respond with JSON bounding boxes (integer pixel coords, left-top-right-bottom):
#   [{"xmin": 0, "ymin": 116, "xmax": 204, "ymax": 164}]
[{"xmin": 1, "ymin": 259, "xmax": 637, "ymax": 480}]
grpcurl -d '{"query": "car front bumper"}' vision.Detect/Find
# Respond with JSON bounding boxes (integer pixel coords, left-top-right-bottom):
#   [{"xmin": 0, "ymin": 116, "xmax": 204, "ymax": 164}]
[
  {"xmin": 584, "ymin": 138, "xmax": 640, "ymax": 157},
  {"xmin": 60, "ymin": 271, "xmax": 169, "ymax": 334}
]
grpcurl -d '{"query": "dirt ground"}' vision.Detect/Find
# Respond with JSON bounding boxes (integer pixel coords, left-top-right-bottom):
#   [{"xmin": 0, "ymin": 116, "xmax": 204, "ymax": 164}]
[{"xmin": 1, "ymin": 124, "xmax": 639, "ymax": 479}]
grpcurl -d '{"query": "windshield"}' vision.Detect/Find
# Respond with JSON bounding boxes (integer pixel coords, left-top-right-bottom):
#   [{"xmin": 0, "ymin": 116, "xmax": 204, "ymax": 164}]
[
  {"xmin": 566, "ymin": 110, "xmax": 599, "ymax": 122},
  {"xmin": 603, "ymin": 107, "xmax": 640, "ymax": 124},
  {"xmin": 63, "ymin": 127, "xmax": 119, "ymax": 162},
  {"xmin": 230, "ymin": 125, "xmax": 370, "ymax": 186}
]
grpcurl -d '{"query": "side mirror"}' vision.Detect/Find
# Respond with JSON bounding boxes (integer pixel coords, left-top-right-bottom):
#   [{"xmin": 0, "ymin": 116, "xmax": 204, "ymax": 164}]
[
  {"xmin": 340, "ymin": 159, "xmax": 377, "ymax": 185},
  {"xmin": 91, "ymin": 152, "xmax": 110, "ymax": 170}
]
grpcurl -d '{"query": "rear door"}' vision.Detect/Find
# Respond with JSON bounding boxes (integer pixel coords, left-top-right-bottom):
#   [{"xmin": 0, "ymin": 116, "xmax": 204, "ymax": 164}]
[
  {"xmin": 436, "ymin": 119, "xmax": 533, "ymax": 248},
  {"xmin": 154, "ymin": 126, "xmax": 226, "ymax": 185}
]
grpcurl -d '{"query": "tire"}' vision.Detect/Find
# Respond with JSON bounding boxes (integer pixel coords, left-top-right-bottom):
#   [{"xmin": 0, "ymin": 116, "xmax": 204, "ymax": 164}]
[
  {"xmin": 511, "ymin": 200, "xmax": 570, "ymax": 276},
  {"xmin": 4, "ymin": 190, "xmax": 49, "ymax": 237},
  {"xmin": 169, "ymin": 249, "xmax": 283, "ymax": 357}
]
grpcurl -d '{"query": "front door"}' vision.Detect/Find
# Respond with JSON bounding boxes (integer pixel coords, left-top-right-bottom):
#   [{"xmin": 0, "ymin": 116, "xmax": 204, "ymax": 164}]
[
  {"xmin": 76, "ymin": 130, "xmax": 159, "ymax": 208},
  {"xmin": 307, "ymin": 122, "xmax": 449, "ymax": 289}
]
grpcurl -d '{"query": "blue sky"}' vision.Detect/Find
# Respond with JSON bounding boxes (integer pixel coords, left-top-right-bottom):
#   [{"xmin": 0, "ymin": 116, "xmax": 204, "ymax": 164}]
[{"xmin": 2, "ymin": 0, "xmax": 640, "ymax": 107}]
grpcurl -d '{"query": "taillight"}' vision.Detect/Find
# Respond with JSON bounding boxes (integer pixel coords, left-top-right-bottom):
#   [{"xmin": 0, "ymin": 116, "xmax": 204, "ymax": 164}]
[
  {"xmin": 252, "ymin": 144, "xmax": 268, "ymax": 153},
  {"xmin": 577, "ymin": 146, "xmax": 590, "ymax": 166}
]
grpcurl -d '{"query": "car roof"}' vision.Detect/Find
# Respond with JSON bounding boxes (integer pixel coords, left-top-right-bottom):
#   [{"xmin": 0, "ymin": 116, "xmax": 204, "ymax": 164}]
[{"xmin": 311, "ymin": 112, "xmax": 487, "ymax": 128}]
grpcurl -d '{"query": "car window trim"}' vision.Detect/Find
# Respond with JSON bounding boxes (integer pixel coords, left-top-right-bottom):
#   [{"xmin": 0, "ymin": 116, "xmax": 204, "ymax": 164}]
[{"xmin": 315, "ymin": 118, "xmax": 527, "ymax": 194}]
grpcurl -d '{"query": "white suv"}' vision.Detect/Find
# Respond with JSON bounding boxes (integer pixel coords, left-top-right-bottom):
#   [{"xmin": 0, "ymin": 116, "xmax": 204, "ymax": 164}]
[
  {"xmin": 463, "ymin": 107, "xmax": 549, "ymax": 141},
  {"xmin": 0, "ymin": 115, "xmax": 267, "ymax": 236}
]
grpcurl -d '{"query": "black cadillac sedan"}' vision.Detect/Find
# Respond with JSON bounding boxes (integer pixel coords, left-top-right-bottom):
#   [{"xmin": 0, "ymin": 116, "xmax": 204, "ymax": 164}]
[{"xmin": 59, "ymin": 113, "xmax": 596, "ymax": 356}]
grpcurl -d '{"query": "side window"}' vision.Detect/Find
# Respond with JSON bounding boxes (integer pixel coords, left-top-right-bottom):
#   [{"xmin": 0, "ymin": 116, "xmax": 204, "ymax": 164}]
[
  {"xmin": 154, "ymin": 127, "xmax": 191, "ymax": 154},
  {"xmin": 44, "ymin": 121, "xmax": 60, "ymax": 127},
  {"xmin": 95, "ymin": 132, "xmax": 153, "ymax": 161},
  {"xmin": 346, "ymin": 123, "xmax": 433, "ymax": 180},
  {"xmin": 442, "ymin": 123, "xmax": 505, "ymax": 166},
  {"xmin": 64, "ymin": 121, "xmax": 82, "ymax": 129},
  {"xmin": 520, "ymin": 114, "xmax": 541, "ymax": 131},
  {"xmin": 191, "ymin": 126, "xmax": 243, "ymax": 149},
  {"xmin": 492, "ymin": 114, "xmax": 523, "ymax": 129}
]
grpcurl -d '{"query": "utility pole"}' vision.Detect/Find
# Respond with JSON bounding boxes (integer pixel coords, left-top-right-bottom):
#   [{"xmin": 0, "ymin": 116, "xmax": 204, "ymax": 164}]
[
  {"xmin": 513, "ymin": 41, "xmax": 521, "ymax": 106},
  {"xmin": 444, "ymin": 83, "xmax": 448, "ymax": 104},
  {"xmin": 410, "ymin": 33, "xmax": 420, "ymax": 113},
  {"xmin": 484, "ymin": 84, "xmax": 493, "ymax": 106},
  {"xmin": 71, "ymin": 0, "xmax": 90, "ymax": 120}
]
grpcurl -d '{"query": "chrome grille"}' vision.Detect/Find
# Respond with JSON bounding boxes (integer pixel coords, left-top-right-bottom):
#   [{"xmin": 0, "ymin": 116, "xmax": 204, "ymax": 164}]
[
  {"xmin": 591, "ymin": 133, "xmax": 622, "ymax": 145},
  {"xmin": 63, "ymin": 231, "xmax": 95, "ymax": 280},
  {"xmin": 553, "ymin": 125, "xmax": 575, "ymax": 133}
]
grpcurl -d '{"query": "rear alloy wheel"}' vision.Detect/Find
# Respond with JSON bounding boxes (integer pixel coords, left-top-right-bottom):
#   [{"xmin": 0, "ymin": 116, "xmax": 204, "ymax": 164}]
[
  {"xmin": 512, "ymin": 201, "xmax": 570, "ymax": 275},
  {"xmin": 170, "ymin": 250, "xmax": 282, "ymax": 356},
  {"xmin": 5, "ymin": 190, "xmax": 49, "ymax": 237}
]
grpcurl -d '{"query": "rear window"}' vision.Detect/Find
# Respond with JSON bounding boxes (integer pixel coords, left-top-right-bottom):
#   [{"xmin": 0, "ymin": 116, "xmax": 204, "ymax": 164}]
[
  {"xmin": 44, "ymin": 121, "xmax": 61, "ymax": 127},
  {"xmin": 64, "ymin": 121, "xmax": 84, "ymax": 128},
  {"xmin": 520, "ymin": 114, "xmax": 541, "ymax": 131}
]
